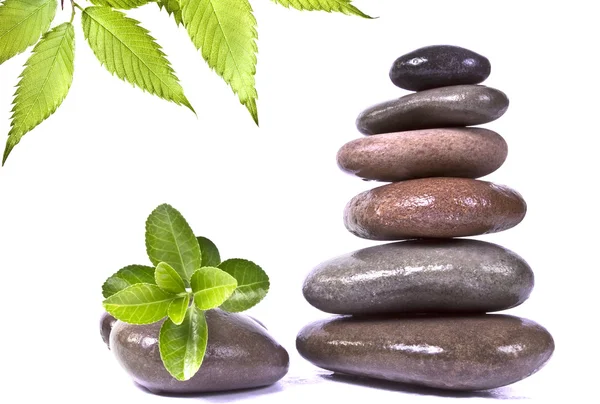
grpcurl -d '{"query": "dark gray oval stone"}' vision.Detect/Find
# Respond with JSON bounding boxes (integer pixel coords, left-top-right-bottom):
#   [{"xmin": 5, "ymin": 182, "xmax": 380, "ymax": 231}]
[
  {"xmin": 390, "ymin": 45, "xmax": 491, "ymax": 91},
  {"xmin": 303, "ymin": 239, "xmax": 533, "ymax": 315},
  {"xmin": 100, "ymin": 312, "xmax": 117, "ymax": 349},
  {"xmin": 356, "ymin": 85, "xmax": 509, "ymax": 135},
  {"xmin": 110, "ymin": 309, "xmax": 289, "ymax": 394},
  {"xmin": 297, "ymin": 315, "xmax": 554, "ymax": 391}
]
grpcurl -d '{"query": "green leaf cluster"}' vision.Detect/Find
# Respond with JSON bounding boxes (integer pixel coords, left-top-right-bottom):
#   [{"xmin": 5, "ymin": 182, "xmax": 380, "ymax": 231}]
[
  {"xmin": 0, "ymin": 0, "xmax": 371, "ymax": 163},
  {"xmin": 101, "ymin": 203, "xmax": 270, "ymax": 381}
]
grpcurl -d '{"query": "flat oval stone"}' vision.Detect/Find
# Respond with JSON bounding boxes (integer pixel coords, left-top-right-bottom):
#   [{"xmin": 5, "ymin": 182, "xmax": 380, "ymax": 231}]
[
  {"xmin": 296, "ymin": 315, "xmax": 554, "ymax": 391},
  {"xmin": 110, "ymin": 309, "xmax": 289, "ymax": 394},
  {"xmin": 390, "ymin": 45, "xmax": 491, "ymax": 91},
  {"xmin": 100, "ymin": 312, "xmax": 117, "ymax": 349},
  {"xmin": 303, "ymin": 239, "xmax": 533, "ymax": 315},
  {"xmin": 344, "ymin": 178, "xmax": 526, "ymax": 240},
  {"xmin": 337, "ymin": 128, "xmax": 507, "ymax": 182},
  {"xmin": 356, "ymin": 85, "xmax": 509, "ymax": 135}
]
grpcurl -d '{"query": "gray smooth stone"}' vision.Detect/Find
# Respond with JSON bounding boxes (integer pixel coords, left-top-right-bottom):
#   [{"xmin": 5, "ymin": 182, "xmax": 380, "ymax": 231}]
[
  {"xmin": 390, "ymin": 45, "xmax": 491, "ymax": 91},
  {"xmin": 100, "ymin": 312, "xmax": 117, "ymax": 349},
  {"xmin": 297, "ymin": 315, "xmax": 554, "ymax": 391},
  {"xmin": 110, "ymin": 309, "xmax": 289, "ymax": 394},
  {"xmin": 303, "ymin": 239, "xmax": 533, "ymax": 315},
  {"xmin": 356, "ymin": 85, "xmax": 509, "ymax": 135}
]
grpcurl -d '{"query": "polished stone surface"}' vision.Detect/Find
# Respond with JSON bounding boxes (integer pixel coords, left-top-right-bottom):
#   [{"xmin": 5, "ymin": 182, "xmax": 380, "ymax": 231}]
[
  {"xmin": 390, "ymin": 45, "xmax": 491, "ymax": 91},
  {"xmin": 303, "ymin": 239, "xmax": 533, "ymax": 315},
  {"xmin": 110, "ymin": 309, "xmax": 289, "ymax": 393},
  {"xmin": 356, "ymin": 85, "xmax": 509, "ymax": 135},
  {"xmin": 100, "ymin": 312, "xmax": 117, "ymax": 349},
  {"xmin": 296, "ymin": 315, "xmax": 554, "ymax": 391},
  {"xmin": 337, "ymin": 128, "xmax": 507, "ymax": 182},
  {"xmin": 344, "ymin": 178, "xmax": 526, "ymax": 240}
]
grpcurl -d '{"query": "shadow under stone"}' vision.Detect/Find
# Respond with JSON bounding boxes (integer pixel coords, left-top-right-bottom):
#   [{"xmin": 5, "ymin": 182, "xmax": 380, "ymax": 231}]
[
  {"xmin": 134, "ymin": 381, "xmax": 285, "ymax": 401},
  {"xmin": 320, "ymin": 373, "xmax": 530, "ymax": 400}
]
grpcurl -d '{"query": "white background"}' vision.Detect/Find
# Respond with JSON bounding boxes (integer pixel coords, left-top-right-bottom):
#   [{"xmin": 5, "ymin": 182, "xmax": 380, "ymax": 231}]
[{"xmin": 0, "ymin": 0, "xmax": 597, "ymax": 402}]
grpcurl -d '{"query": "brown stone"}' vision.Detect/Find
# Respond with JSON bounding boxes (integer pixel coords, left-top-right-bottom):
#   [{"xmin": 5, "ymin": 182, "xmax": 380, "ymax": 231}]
[
  {"xmin": 344, "ymin": 178, "xmax": 526, "ymax": 240},
  {"xmin": 337, "ymin": 128, "xmax": 507, "ymax": 182},
  {"xmin": 296, "ymin": 315, "xmax": 554, "ymax": 391},
  {"xmin": 110, "ymin": 309, "xmax": 289, "ymax": 394}
]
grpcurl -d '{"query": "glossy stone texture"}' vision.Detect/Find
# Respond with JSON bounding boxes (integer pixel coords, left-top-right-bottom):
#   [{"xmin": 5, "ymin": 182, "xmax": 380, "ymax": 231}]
[
  {"xmin": 100, "ymin": 312, "xmax": 117, "ymax": 349},
  {"xmin": 356, "ymin": 85, "xmax": 509, "ymax": 135},
  {"xmin": 110, "ymin": 309, "xmax": 289, "ymax": 394},
  {"xmin": 303, "ymin": 239, "xmax": 533, "ymax": 315},
  {"xmin": 337, "ymin": 128, "xmax": 507, "ymax": 182},
  {"xmin": 296, "ymin": 315, "xmax": 554, "ymax": 391},
  {"xmin": 344, "ymin": 178, "xmax": 526, "ymax": 240},
  {"xmin": 390, "ymin": 45, "xmax": 491, "ymax": 91}
]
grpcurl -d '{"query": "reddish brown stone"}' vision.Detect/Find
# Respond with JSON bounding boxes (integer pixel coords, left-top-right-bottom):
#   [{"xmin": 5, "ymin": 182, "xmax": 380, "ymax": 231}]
[
  {"xmin": 337, "ymin": 128, "xmax": 507, "ymax": 182},
  {"xmin": 344, "ymin": 178, "xmax": 526, "ymax": 240}
]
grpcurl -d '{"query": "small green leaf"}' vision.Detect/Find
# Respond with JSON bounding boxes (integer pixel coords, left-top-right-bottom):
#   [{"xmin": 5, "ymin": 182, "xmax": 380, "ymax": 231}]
[
  {"xmin": 196, "ymin": 236, "xmax": 220, "ymax": 267},
  {"xmin": 168, "ymin": 294, "xmax": 190, "ymax": 325},
  {"xmin": 180, "ymin": 0, "xmax": 258, "ymax": 123},
  {"xmin": 191, "ymin": 267, "xmax": 237, "ymax": 310},
  {"xmin": 145, "ymin": 204, "xmax": 202, "ymax": 283},
  {"xmin": 81, "ymin": 6, "xmax": 194, "ymax": 112},
  {"xmin": 159, "ymin": 305, "xmax": 208, "ymax": 381},
  {"xmin": 88, "ymin": 0, "xmax": 151, "ymax": 9},
  {"xmin": 155, "ymin": 262, "xmax": 186, "ymax": 294},
  {"xmin": 102, "ymin": 264, "xmax": 156, "ymax": 298},
  {"xmin": 103, "ymin": 283, "xmax": 175, "ymax": 324},
  {"xmin": 3, "ymin": 22, "xmax": 75, "ymax": 164},
  {"xmin": 157, "ymin": 0, "xmax": 183, "ymax": 26},
  {"xmin": 0, "ymin": 0, "xmax": 57, "ymax": 65},
  {"xmin": 219, "ymin": 258, "xmax": 269, "ymax": 312},
  {"xmin": 270, "ymin": 0, "xmax": 372, "ymax": 18}
]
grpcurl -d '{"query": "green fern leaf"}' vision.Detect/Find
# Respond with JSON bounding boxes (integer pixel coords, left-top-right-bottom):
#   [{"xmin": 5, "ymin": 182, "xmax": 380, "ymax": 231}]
[
  {"xmin": 157, "ymin": 0, "xmax": 183, "ymax": 26},
  {"xmin": 0, "ymin": 0, "xmax": 57, "ymax": 65},
  {"xmin": 180, "ymin": 0, "xmax": 258, "ymax": 124},
  {"xmin": 88, "ymin": 0, "xmax": 152, "ymax": 10},
  {"xmin": 81, "ymin": 6, "xmax": 194, "ymax": 112},
  {"xmin": 270, "ymin": 0, "xmax": 372, "ymax": 18},
  {"xmin": 3, "ymin": 22, "xmax": 74, "ymax": 164}
]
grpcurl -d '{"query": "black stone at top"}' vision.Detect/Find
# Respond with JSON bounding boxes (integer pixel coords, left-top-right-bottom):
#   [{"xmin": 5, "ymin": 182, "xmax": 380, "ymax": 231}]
[{"xmin": 390, "ymin": 45, "xmax": 491, "ymax": 91}]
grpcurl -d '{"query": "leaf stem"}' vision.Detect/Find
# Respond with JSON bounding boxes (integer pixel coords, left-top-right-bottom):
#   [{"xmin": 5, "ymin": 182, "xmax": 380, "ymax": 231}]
[{"xmin": 69, "ymin": 0, "xmax": 77, "ymax": 23}]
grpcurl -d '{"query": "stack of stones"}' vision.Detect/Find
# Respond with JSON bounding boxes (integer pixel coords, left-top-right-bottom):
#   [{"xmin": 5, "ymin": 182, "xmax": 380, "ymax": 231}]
[{"xmin": 297, "ymin": 45, "xmax": 554, "ymax": 391}]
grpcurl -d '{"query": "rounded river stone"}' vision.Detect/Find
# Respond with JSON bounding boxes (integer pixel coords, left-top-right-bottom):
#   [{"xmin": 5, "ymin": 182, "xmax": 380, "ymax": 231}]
[
  {"xmin": 100, "ymin": 312, "xmax": 117, "ymax": 349},
  {"xmin": 390, "ymin": 45, "xmax": 491, "ymax": 91},
  {"xmin": 296, "ymin": 314, "xmax": 554, "ymax": 391},
  {"xmin": 303, "ymin": 239, "xmax": 533, "ymax": 315},
  {"xmin": 110, "ymin": 309, "xmax": 289, "ymax": 394},
  {"xmin": 337, "ymin": 128, "xmax": 507, "ymax": 182},
  {"xmin": 344, "ymin": 177, "xmax": 526, "ymax": 240},
  {"xmin": 356, "ymin": 85, "xmax": 509, "ymax": 135}
]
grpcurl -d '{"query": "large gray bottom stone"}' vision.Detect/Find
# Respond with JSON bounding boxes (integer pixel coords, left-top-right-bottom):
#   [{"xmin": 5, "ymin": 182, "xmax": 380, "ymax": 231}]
[{"xmin": 297, "ymin": 315, "xmax": 554, "ymax": 391}]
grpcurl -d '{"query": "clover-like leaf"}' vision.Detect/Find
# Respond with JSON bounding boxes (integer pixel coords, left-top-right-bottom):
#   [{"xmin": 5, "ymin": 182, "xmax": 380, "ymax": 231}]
[
  {"xmin": 3, "ymin": 22, "xmax": 75, "ymax": 164},
  {"xmin": 155, "ymin": 262, "xmax": 186, "ymax": 294},
  {"xmin": 191, "ymin": 267, "xmax": 237, "ymax": 310},
  {"xmin": 102, "ymin": 264, "xmax": 156, "ymax": 298},
  {"xmin": 159, "ymin": 305, "xmax": 208, "ymax": 381},
  {"xmin": 103, "ymin": 283, "xmax": 176, "ymax": 324},
  {"xmin": 270, "ymin": 0, "xmax": 372, "ymax": 18},
  {"xmin": 0, "ymin": 0, "xmax": 57, "ymax": 65},
  {"xmin": 88, "ymin": 0, "xmax": 151, "ymax": 9},
  {"xmin": 180, "ymin": 0, "xmax": 258, "ymax": 123},
  {"xmin": 81, "ymin": 6, "xmax": 194, "ymax": 112},
  {"xmin": 168, "ymin": 294, "xmax": 190, "ymax": 325},
  {"xmin": 219, "ymin": 258, "xmax": 269, "ymax": 312},
  {"xmin": 145, "ymin": 204, "xmax": 202, "ymax": 283},
  {"xmin": 196, "ymin": 236, "xmax": 220, "ymax": 267},
  {"xmin": 157, "ymin": 0, "xmax": 183, "ymax": 26}
]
